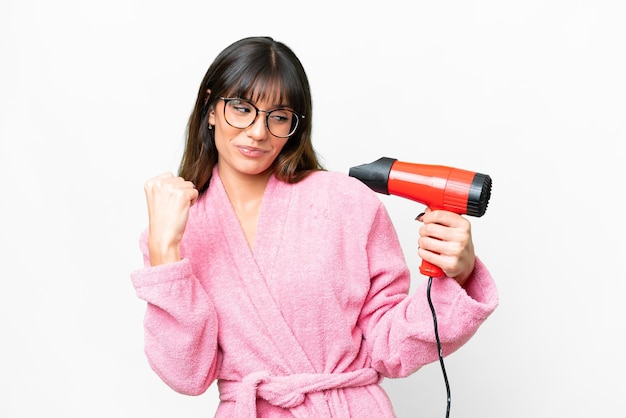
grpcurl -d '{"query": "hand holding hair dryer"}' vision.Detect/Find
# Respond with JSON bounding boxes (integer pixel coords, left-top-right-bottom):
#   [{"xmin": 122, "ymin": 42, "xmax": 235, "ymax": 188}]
[{"xmin": 349, "ymin": 157, "xmax": 492, "ymax": 278}]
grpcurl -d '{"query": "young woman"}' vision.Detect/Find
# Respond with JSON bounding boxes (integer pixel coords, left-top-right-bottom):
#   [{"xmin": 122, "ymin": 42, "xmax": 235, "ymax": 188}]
[{"xmin": 131, "ymin": 36, "xmax": 498, "ymax": 418}]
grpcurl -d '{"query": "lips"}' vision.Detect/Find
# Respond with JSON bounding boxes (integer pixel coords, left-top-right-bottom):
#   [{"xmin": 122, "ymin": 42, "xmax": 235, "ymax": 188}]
[{"xmin": 237, "ymin": 145, "xmax": 268, "ymax": 157}]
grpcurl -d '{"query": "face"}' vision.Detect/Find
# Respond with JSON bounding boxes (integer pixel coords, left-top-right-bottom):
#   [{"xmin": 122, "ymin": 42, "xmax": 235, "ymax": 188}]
[{"xmin": 208, "ymin": 94, "xmax": 290, "ymax": 181}]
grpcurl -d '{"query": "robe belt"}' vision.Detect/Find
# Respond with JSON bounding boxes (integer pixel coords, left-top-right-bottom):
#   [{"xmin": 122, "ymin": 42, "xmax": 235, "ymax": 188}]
[{"xmin": 218, "ymin": 368, "xmax": 381, "ymax": 418}]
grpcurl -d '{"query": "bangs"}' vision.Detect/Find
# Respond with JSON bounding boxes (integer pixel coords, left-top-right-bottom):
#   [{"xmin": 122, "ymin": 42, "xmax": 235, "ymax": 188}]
[{"xmin": 225, "ymin": 66, "xmax": 299, "ymax": 110}]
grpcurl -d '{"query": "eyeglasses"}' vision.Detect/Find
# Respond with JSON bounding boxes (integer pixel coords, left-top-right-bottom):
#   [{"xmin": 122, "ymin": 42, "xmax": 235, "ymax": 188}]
[{"xmin": 220, "ymin": 97, "xmax": 304, "ymax": 138}]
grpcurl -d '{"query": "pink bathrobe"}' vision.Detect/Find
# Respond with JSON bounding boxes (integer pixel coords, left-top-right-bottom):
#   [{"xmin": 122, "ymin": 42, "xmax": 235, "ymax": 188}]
[{"xmin": 131, "ymin": 167, "xmax": 498, "ymax": 418}]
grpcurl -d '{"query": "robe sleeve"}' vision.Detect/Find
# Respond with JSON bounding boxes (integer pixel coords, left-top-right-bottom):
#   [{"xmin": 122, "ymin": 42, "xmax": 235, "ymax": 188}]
[
  {"xmin": 358, "ymin": 204, "xmax": 499, "ymax": 378},
  {"xmin": 130, "ymin": 229, "xmax": 221, "ymax": 395}
]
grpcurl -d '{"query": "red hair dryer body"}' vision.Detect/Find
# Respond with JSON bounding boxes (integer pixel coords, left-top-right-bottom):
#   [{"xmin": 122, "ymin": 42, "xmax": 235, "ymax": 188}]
[{"xmin": 349, "ymin": 157, "xmax": 492, "ymax": 278}]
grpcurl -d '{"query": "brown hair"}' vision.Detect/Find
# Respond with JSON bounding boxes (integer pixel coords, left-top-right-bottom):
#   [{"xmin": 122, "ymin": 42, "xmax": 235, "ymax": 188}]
[{"xmin": 178, "ymin": 36, "xmax": 324, "ymax": 194}]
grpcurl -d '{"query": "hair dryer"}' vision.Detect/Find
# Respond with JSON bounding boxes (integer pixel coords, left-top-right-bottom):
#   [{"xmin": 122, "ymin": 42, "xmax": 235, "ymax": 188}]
[{"xmin": 349, "ymin": 157, "xmax": 492, "ymax": 278}]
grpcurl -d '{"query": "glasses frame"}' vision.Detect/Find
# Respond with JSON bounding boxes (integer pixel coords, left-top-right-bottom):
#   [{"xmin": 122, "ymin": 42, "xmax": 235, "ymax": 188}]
[{"xmin": 219, "ymin": 97, "xmax": 304, "ymax": 138}]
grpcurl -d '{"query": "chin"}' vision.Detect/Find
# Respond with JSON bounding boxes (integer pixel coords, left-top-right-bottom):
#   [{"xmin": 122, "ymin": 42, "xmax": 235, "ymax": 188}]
[{"xmin": 237, "ymin": 161, "xmax": 274, "ymax": 177}]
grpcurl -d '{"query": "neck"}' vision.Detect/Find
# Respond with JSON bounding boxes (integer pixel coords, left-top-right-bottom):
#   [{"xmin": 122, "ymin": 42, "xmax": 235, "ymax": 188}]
[
  {"xmin": 218, "ymin": 167, "xmax": 271, "ymax": 210},
  {"xmin": 217, "ymin": 166, "xmax": 271, "ymax": 250}
]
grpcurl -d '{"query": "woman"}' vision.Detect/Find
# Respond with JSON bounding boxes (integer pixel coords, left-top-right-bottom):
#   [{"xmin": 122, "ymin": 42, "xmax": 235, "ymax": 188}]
[{"xmin": 131, "ymin": 36, "xmax": 498, "ymax": 418}]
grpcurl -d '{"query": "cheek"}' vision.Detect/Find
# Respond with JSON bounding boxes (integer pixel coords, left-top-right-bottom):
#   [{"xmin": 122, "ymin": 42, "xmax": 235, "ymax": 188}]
[
  {"xmin": 271, "ymin": 138, "xmax": 289, "ymax": 154},
  {"xmin": 213, "ymin": 120, "xmax": 241, "ymax": 143}
]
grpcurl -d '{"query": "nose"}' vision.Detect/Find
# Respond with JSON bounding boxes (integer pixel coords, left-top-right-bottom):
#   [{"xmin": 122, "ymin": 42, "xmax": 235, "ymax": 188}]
[{"xmin": 246, "ymin": 111, "xmax": 269, "ymax": 140}]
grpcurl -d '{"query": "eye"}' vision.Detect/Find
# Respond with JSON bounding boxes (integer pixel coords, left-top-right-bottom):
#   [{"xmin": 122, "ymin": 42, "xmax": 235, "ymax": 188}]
[
  {"xmin": 229, "ymin": 100, "xmax": 254, "ymax": 115},
  {"xmin": 269, "ymin": 110, "xmax": 293, "ymax": 124}
]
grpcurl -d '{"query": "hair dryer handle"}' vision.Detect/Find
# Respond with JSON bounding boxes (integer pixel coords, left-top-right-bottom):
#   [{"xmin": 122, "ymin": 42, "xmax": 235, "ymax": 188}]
[{"xmin": 419, "ymin": 260, "xmax": 445, "ymax": 278}]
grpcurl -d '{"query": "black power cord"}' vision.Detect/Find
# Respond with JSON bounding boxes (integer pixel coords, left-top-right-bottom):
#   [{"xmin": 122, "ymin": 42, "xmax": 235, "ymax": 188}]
[{"xmin": 427, "ymin": 276, "xmax": 451, "ymax": 418}]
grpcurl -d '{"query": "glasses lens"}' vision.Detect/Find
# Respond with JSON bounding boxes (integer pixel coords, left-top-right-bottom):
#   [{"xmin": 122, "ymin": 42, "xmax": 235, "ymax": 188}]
[
  {"xmin": 267, "ymin": 109, "xmax": 298, "ymax": 138},
  {"xmin": 224, "ymin": 99, "xmax": 256, "ymax": 129}
]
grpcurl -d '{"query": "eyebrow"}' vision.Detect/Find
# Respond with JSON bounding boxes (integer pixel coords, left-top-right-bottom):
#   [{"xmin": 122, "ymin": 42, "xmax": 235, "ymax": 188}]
[{"xmin": 238, "ymin": 97, "xmax": 294, "ymax": 111}]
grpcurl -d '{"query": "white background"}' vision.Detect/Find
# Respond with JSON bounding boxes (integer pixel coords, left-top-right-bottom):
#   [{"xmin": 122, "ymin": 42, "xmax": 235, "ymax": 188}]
[{"xmin": 1, "ymin": 1, "xmax": 624, "ymax": 417}]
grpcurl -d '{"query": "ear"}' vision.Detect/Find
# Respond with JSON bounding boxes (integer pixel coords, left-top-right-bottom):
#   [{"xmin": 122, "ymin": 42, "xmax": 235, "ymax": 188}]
[
  {"xmin": 208, "ymin": 109, "xmax": 216, "ymax": 126},
  {"xmin": 205, "ymin": 89, "xmax": 216, "ymax": 126}
]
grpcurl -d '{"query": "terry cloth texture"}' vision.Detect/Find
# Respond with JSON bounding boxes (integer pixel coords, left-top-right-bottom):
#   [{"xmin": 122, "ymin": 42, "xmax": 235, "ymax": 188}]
[{"xmin": 131, "ymin": 167, "xmax": 499, "ymax": 417}]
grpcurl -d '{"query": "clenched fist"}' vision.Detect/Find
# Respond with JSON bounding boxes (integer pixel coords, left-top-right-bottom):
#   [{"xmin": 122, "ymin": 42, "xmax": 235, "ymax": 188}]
[{"xmin": 144, "ymin": 173, "xmax": 199, "ymax": 266}]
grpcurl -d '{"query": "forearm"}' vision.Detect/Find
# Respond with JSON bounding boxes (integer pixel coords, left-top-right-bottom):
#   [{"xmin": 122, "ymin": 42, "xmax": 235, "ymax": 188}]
[
  {"xmin": 368, "ymin": 258, "xmax": 498, "ymax": 378},
  {"xmin": 131, "ymin": 259, "xmax": 220, "ymax": 395}
]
